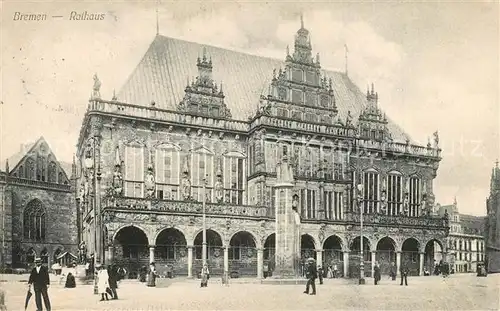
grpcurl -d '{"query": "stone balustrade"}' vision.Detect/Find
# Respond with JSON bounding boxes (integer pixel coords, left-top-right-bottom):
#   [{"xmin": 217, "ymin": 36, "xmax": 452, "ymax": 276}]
[
  {"xmin": 250, "ymin": 116, "xmax": 355, "ymax": 137},
  {"xmin": 344, "ymin": 211, "xmax": 446, "ymax": 228},
  {"xmin": 356, "ymin": 139, "xmax": 440, "ymax": 158},
  {"xmin": 102, "ymin": 196, "xmax": 270, "ymax": 218},
  {"xmin": 87, "ymin": 99, "xmax": 248, "ymax": 132},
  {"xmin": 6, "ymin": 176, "xmax": 71, "ymax": 191}
]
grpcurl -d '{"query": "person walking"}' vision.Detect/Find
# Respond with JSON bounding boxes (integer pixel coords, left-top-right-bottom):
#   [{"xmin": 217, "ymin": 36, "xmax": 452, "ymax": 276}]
[
  {"xmin": 28, "ymin": 257, "xmax": 51, "ymax": 311},
  {"xmin": 108, "ymin": 265, "xmax": 118, "ymax": 300},
  {"xmin": 97, "ymin": 265, "xmax": 110, "ymax": 301},
  {"xmin": 400, "ymin": 262, "xmax": 409, "ymax": 286},
  {"xmin": 333, "ymin": 263, "xmax": 338, "ymax": 278},
  {"xmin": 303, "ymin": 258, "xmax": 317, "ymax": 295},
  {"xmin": 317, "ymin": 266, "xmax": 324, "ymax": 285},
  {"xmin": 374, "ymin": 262, "xmax": 381, "ymax": 285},
  {"xmin": 200, "ymin": 264, "xmax": 210, "ymax": 287},
  {"xmin": 146, "ymin": 262, "xmax": 158, "ymax": 287}
]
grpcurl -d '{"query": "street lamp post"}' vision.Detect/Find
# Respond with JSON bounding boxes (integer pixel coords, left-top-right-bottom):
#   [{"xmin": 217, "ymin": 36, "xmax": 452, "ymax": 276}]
[
  {"xmin": 357, "ymin": 183, "xmax": 365, "ymax": 285},
  {"xmin": 84, "ymin": 142, "xmax": 98, "ymax": 294},
  {"xmin": 202, "ymin": 175, "xmax": 208, "ymax": 268}
]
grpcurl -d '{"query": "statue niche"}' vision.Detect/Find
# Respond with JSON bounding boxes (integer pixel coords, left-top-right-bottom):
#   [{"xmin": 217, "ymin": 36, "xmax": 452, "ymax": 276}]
[
  {"xmin": 214, "ymin": 160, "xmax": 224, "ymax": 203},
  {"xmin": 181, "ymin": 156, "xmax": 192, "ymax": 201},
  {"xmin": 111, "ymin": 147, "xmax": 123, "ymax": 196},
  {"xmin": 144, "ymin": 152, "xmax": 156, "ymax": 198}
]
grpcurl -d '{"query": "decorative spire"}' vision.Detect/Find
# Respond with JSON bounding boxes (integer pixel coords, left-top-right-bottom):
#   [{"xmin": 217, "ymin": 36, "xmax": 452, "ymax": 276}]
[
  {"xmin": 112, "ymin": 89, "xmax": 117, "ymax": 101},
  {"xmin": 300, "ymin": 13, "xmax": 304, "ymax": 29},
  {"xmin": 155, "ymin": 0, "xmax": 160, "ymax": 35},
  {"xmin": 5, "ymin": 159, "xmax": 9, "ymax": 174}
]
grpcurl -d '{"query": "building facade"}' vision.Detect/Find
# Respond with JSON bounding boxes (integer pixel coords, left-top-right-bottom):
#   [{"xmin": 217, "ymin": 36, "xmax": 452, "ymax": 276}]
[
  {"xmin": 485, "ymin": 161, "xmax": 500, "ymax": 273},
  {"xmin": 77, "ymin": 21, "xmax": 449, "ymax": 279},
  {"xmin": 435, "ymin": 200, "xmax": 485, "ymax": 273},
  {"xmin": 0, "ymin": 137, "xmax": 78, "ymax": 270}
]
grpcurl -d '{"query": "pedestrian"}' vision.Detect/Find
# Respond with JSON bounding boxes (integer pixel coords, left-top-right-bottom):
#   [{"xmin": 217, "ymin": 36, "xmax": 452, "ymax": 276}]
[
  {"xmin": 28, "ymin": 257, "xmax": 52, "ymax": 311},
  {"xmin": 147, "ymin": 262, "xmax": 158, "ymax": 287},
  {"xmin": 400, "ymin": 262, "xmax": 409, "ymax": 286},
  {"xmin": 317, "ymin": 266, "xmax": 324, "ymax": 285},
  {"xmin": 200, "ymin": 264, "xmax": 210, "ymax": 287},
  {"xmin": 374, "ymin": 262, "xmax": 381, "ymax": 285},
  {"xmin": 97, "ymin": 265, "xmax": 110, "ymax": 301},
  {"xmin": 389, "ymin": 262, "xmax": 397, "ymax": 281},
  {"xmin": 108, "ymin": 265, "xmax": 118, "ymax": 299},
  {"xmin": 333, "ymin": 263, "xmax": 338, "ymax": 278},
  {"xmin": 64, "ymin": 272, "xmax": 76, "ymax": 288},
  {"xmin": 327, "ymin": 265, "xmax": 333, "ymax": 278},
  {"xmin": 303, "ymin": 258, "xmax": 317, "ymax": 295}
]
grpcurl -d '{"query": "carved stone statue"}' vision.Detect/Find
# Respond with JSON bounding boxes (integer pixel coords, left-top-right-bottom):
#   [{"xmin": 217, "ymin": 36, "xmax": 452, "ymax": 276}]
[
  {"xmin": 214, "ymin": 173, "xmax": 223, "ymax": 203},
  {"xmin": 144, "ymin": 166, "xmax": 156, "ymax": 198},
  {"xmin": 181, "ymin": 157, "xmax": 192, "ymax": 201},
  {"xmin": 79, "ymin": 182, "xmax": 85, "ymax": 201},
  {"xmin": 403, "ymin": 193, "xmax": 409, "ymax": 216},
  {"xmin": 433, "ymin": 131, "xmax": 439, "ymax": 149},
  {"xmin": 346, "ymin": 110, "xmax": 353, "ymax": 127},
  {"xmin": 380, "ymin": 189, "xmax": 387, "ymax": 214},
  {"xmin": 92, "ymin": 73, "xmax": 101, "ymax": 99}
]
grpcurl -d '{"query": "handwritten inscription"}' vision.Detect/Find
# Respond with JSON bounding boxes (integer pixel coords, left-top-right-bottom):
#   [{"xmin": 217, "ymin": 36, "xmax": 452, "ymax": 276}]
[{"xmin": 13, "ymin": 12, "xmax": 47, "ymax": 21}]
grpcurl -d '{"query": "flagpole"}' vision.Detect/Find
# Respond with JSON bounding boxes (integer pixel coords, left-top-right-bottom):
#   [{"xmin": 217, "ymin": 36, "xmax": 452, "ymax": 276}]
[{"xmin": 344, "ymin": 44, "xmax": 349, "ymax": 76}]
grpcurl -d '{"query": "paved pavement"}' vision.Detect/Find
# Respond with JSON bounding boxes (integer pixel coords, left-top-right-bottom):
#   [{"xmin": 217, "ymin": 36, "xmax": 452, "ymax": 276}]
[{"xmin": 1, "ymin": 273, "xmax": 498, "ymax": 310}]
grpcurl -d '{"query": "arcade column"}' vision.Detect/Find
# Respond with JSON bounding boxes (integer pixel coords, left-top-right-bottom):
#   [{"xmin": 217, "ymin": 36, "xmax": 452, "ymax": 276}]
[
  {"xmin": 316, "ymin": 249, "xmax": 323, "ymax": 267},
  {"xmin": 419, "ymin": 252, "xmax": 425, "ymax": 276},
  {"xmin": 187, "ymin": 246, "xmax": 193, "ymax": 278},
  {"xmin": 396, "ymin": 251, "xmax": 402, "ymax": 276},
  {"xmin": 107, "ymin": 245, "xmax": 114, "ymax": 264},
  {"xmin": 343, "ymin": 251, "xmax": 349, "ymax": 278},
  {"xmin": 149, "ymin": 245, "xmax": 155, "ymax": 264},
  {"xmin": 371, "ymin": 251, "xmax": 376, "ymax": 278},
  {"xmin": 257, "ymin": 248, "xmax": 264, "ymax": 279},
  {"xmin": 223, "ymin": 245, "xmax": 229, "ymax": 275}
]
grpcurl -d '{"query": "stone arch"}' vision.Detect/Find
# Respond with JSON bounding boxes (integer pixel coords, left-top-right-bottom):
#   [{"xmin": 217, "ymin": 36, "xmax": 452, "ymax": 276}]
[
  {"xmin": 154, "ymin": 227, "xmax": 188, "ymax": 275},
  {"xmin": 401, "ymin": 237, "xmax": 421, "ymax": 276},
  {"xmin": 323, "ymin": 235, "xmax": 344, "ymax": 268},
  {"xmin": 228, "ymin": 231, "xmax": 258, "ymax": 277},
  {"xmin": 375, "ymin": 236, "xmax": 397, "ymax": 274},
  {"xmin": 53, "ymin": 247, "xmax": 63, "ymax": 264},
  {"xmin": 193, "ymin": 229, "xmax": 224, "ymax": 276},
  {"xmin": 322, "ymin": 234, "xmax": 344, "ymax": 250},
  {"xmin": 301, "ymin": 234, "xmax": 316, "ymax": 259},
  {"xmin": 192, "ymin": 228, "xmax": 224, "ymax": 247},
  {"xmin": 228, "ymin": 230, "xmax": 260, "ymax": 249},
  {"xmin": 263, "ymin": 233, "xmax": 275, "ymax": 262},
  {"xmin": 23, "ymin": 199, "xmax": 46, "ymax": 242},
  {"xmin": 112, "ymin": 224, "xmax": 151, "ymax": 245},
  {"xmin": 350, "ymin": 236, "xmax": 372, "ymax": 252},
  {"xmin": 423, "ymin": 238, "xmax": 444, "ymax": 272},
  {"xmin": 113, "ymin": 225, "xmax": 150, "ymax": 277},
  {"xmin": 154, "ymin": 227, "xmax": 188, "ymax": 245}
]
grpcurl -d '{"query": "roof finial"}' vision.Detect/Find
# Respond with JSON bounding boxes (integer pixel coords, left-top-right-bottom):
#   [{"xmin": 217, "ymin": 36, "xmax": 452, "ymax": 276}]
[
  {"xmin": 112, "ymin": 89, "xmax": 117, "ymax": 101},
  {"xmin": 344, "ymin": 44, "xmax": 349, "ymax": 76},
  {"xmin": 371, "ymin": 83, "xmax": 375, "ymax": 95},
  {"xmin": 495, "ymin": 159, "xmax": 499, "ymax": 168},
  {"xmin": 155, "ymin": 0, "xmax": 160, "ymax": 35},
  {"xmin": 300, "ymin": 13, "xmax": 304, "ymax": 29},
  {"xmin": 202, "ymin": 47, "xmax": 207, "ymax": 61},
  {"xmin": 5, "ymin": 159, "xmax": 9, "ymax": 174}
]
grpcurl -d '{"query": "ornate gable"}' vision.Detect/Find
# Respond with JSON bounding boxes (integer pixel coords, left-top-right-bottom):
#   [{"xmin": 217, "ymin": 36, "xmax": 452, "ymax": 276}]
[
  {"xmin": 9, "ymin": 137, "xmax": 70, "ymax": 184},
  {"xmin": 357, "ymin": 83, "xmax": 392, "ymax": 142},
  {"xmin": 177, "ymin": 47, "xmax": 232, "ymax": 119},
  {"xmin": 254, "ymin": 16, "xmax": 338, "ymax": 125}
]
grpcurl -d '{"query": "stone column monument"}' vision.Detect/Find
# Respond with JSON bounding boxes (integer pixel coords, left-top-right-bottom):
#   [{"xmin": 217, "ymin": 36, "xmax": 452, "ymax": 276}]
[{"xmin": 262, "ymin": 154, "xmax": 305, "ymax": 285}]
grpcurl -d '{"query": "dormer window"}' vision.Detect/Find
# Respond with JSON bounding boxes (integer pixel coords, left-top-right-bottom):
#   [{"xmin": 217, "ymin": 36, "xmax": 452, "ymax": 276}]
[
  {"xmin": 292, "ymin": 89, "xmax": 303, "ymax": 104},
  {"xmin": 305, "ymin": 71, "xmax": 315, "ymax": 84},
  {"xmin": 292, "ymin": 69, "xmax": 303, "ymax": 82}
]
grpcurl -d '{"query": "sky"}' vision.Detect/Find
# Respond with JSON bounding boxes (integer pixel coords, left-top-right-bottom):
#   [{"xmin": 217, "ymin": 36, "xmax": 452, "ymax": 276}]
[{"xmin": 1, "ymin": 0, "xmax": 498, "ymax": 216}]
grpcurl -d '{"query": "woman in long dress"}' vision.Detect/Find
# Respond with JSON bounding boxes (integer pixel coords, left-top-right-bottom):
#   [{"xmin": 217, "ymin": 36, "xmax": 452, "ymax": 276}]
[
  {"xmin": 97, "ymin": 265, "xmax": 110, "ymax": 301},
  {"xmin": 146, "ymin": 262, "xmax": 157, "ymax": 287},
  {"xmin": 200, "ymin": 264, "xmax": 210, "ymax": 288}
]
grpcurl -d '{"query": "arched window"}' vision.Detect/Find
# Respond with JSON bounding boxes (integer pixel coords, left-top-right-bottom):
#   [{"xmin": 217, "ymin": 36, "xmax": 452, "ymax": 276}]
[
  {"xmin": 363, "ymin": 170, "xmax": 379, "ymax": 214},
  {"xmin": 40, "ymin": 248, "xmax": 49, "ymax": 264},
  {"xmin": 58, "ymin": 172, "xmax": 64, "ymax": 184},
  {"xmin": 26, "ymin": 158, "xmax": 35, "ymax": 180},
  {"xmin": 408, "ymin": 176, "xmax": 421, "ymax": 217},
  {"xmin": 23, "ymin": 199, "xmax": 46, "ymax": 241},
  {"xmin": 19, "ymin": 165, "xmax": 24, "ymax": 178},
  {"xmin": 48, "ymin": 162, "xmax": 57, "ymax": 183}
]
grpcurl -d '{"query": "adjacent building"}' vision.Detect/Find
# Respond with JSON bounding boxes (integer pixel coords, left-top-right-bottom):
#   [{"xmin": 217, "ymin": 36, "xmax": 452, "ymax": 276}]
[
  {"xmin": 0, "ymin": 137, "xmax": 78, "ymax": 270},
  {"xmin": 485, "ymin": 161, "xmax": 500, "ymax": 273},
  {"xmin": 435, "ymin": 200, "xmax": 485, "ymax": 273},
  {"xmin": 76, "ymin": 20, "xmax": 449, "ymax": 279}
]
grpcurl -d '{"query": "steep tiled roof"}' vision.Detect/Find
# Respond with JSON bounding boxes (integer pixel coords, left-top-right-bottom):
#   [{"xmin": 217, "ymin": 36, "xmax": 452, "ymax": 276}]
[
  {"xmin": 0, "ymin": 141, "xmax": 36, "ymax": 173},
  {"xmin": 118, "ymin": 35, "xmax": 411, "ymax": 142}
]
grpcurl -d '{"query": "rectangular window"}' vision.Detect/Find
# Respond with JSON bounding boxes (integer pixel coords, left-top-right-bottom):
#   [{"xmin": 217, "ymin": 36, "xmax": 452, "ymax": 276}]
[
  {"xmin": 409, "ymin": 177, "xmax": 421, "ymax": 217},
  {"xmin": 305, "ymin": 71, "xmax": 315, "ymax": 84},
  {"xmin": 265, "ymin": 141, "xmax": 278, "ymax": 173},
  {"xmin": 387, "ymin": 174, "xmax": 402, "ymax": 215},
  {"xmin": 292, "ymin": 89, "xmax": 303, "ymax": 104},
  {"xmin": 124, "ymin": 146, "xmax": 144, "ymax": 197},
  {"xmin": 223, "ymin": 156, "xmax": 245, "ymax": 205},
  {"xmin": 306, "ymin": 189, "xmax": 316, "ymax": 219},
  {"xmin": 363, "ymin": 171, "xmax": 379, "ymax": 214},
  {"xmin": 305, "ymin": 92, "xmax": 316, "ymax": 106},
  {"xmin": 292, "ymin": 69, "xmax": 303, "ymax": 82}
]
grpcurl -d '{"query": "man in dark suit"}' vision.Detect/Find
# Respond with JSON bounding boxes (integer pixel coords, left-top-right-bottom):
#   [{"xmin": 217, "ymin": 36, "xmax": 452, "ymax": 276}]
[
  {"xmin": 303, "ymin": 258, "xmax": 317, "ymax": 295},
  {"xmin": 400, "ymin": 262, "xmax": 409, "ymax": 286},
  {"xmin": 28, "ymin": 257, "xmax": 51, "ymax": 311}
]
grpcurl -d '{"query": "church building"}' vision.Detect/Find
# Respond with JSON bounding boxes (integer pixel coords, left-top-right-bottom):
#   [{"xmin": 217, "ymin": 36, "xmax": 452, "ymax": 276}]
[
  {"xmin": 76, "ymin": 19, "xmax": 449, "ymax": 279},
  {"xmin": 485, "ymin": 161, "xmax": 500, "ymax": 273}
]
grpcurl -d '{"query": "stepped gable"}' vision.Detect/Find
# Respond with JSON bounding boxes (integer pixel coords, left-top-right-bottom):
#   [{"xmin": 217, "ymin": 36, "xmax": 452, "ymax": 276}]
[{"xmin": 117, "ymin": 34, "xmax": 411, "ymax": 143}]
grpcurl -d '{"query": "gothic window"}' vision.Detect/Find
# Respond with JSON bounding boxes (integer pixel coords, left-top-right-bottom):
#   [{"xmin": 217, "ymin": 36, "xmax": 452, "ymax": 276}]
[
  {"xmin": 58, "ymin": 172, "xmax": 65, "ymax": 184},
  {"xmin": 26, "ymin": 158, "xmax": 35, "ymax": 180},
  {"xmin": 323, "ymin": 148, "xmax": 333, "ymax": 180},
  {"xmin": 40, "ymin": 248, "xmax": 49, "ymax": 264},
  {"xmin": 223, "ymin": 153, "xmax": 245, "ymax": 205},
  {"xmin": 278, "ymin": 87, "xmax": 287, "ymax": 101},
  {"xmin": 265, "ymin": 141, "xmax": 278, "ymax": 173},
  {"xmin": 19, "ymin": 165, "xmax": 24, "ymax": 178},
  {"xmin": 48, "ymin": 162, "xmax": 57, "ymax": 183},
  {"xmin": 23, "ymin": 199, "xmax": 46, "ymax": 241},
  {"xmin": 408, "ymin": 177, "xmax": 421, "ymax": 216},
  {"xmin": 155, "ymin": 145, "xmax": 181, "ymax": 200},
  {"xmin": 124, "ymin": 145, "xmax": 145, "ymax": 197},
  {"xmin": 292, "ymin": 69, "xmax": 303, "ymax": 82},
  {"xmin": 363, "ymin": 170, "xmax": 379, "ymax": 214},
  {"xmin": 292, "ymin": 89, "xmax": 303, "ymax": 104},
  {"xmin": 192, "ymin": 149, "xmax": 214, "ymax": 202},
  {"xmin": 387, "ymin": 172, "xmax": 403, "ymax": 215}
]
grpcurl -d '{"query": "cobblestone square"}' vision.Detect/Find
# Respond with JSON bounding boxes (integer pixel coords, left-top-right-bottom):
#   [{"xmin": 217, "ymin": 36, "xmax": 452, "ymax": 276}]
[{"xmin": 1, "ymin": 274, "xmax": 498, "ymax": 310}]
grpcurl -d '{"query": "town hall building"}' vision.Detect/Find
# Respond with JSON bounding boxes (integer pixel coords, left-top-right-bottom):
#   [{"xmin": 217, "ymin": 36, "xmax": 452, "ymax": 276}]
[{"xmin": 76, "ymin": 19, "xmax": 449, "ymax": 279}]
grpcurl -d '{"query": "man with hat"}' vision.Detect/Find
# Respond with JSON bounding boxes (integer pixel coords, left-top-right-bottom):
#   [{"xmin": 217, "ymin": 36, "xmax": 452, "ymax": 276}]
[
  {"xmin": 303, "ymin": 258, "xmax": 317, "ymax": 295},
  {"xmin": 28, "ymin": 257, "xmax": 51, "ymax": 311}
]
